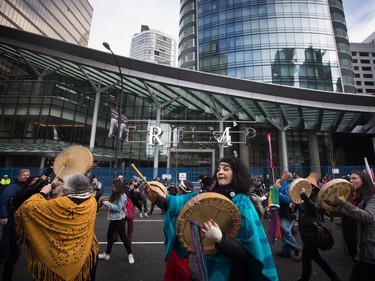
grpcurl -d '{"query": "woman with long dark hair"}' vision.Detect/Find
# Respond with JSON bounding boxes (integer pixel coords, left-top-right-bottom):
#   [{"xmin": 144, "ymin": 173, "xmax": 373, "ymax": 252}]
[
  {"xmin": 98, "ymin": 179, "xmax": 134, "ymax": 264},
  {"xmin": 334, "ymin": 170, "xmax": 375, "ymax": 281},
  {"xmin": 151, "ymin": 157, "xmax": 278, "ymax": 281},
  {"xmin": 297, "ymin": 182, "xmax": 341, "ymax": 281}
]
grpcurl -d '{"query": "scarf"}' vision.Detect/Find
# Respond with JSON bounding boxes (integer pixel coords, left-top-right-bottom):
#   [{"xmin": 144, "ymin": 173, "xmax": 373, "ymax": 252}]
[
  {"xmin": 164, "ymin": 193, "xmax": 278, "ymax": 281},
  {"xmin": 164, "ymin": 192, "xmax": 197, "ymax": 261},
  {"xmin": 206, "ymin": 194, "xmax": 278, "ymax": 281},
  {"xmin": 15, "ymin": 194, "xmax": 99, "ymax": 281}
]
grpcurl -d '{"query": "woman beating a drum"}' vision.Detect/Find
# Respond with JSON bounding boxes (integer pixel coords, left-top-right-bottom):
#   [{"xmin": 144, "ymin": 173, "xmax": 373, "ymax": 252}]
[
  {"xmin": 297, "ymin": 179, "xmax": 342, "ymax": 281},
  {"xmin": 14, "ymin": 173, "xmax": 99, "ymax": 281},
  {"xmin": 150, "ymin": 157, "xmax": 278, "ymax": 281},
  {"xmin": 153, "ymin": 179, "xmax": 195, "ymax": 281},
  {"xmin": 333, "ymin": 170, "xmax": 375, "ymax": 281}
]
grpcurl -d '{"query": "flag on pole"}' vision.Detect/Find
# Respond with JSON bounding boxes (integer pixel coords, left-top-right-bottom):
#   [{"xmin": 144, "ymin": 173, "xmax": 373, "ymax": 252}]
[
  {"xmin": 364, "ymin": 157, "xmax": 375, "ymax": 183},
  {"xmin": 267, "ymin": 133, "xmax": 274, "ymax": 168}
]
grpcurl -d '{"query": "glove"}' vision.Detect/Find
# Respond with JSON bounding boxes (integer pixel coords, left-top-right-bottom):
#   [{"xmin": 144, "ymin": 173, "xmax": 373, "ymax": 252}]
[{"xmin": 203, "ymin": 221, "xmax": 222, "ymax": 243}]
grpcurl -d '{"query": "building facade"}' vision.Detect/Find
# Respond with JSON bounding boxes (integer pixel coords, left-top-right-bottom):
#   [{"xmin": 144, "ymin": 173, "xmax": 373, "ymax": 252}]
[
  {"xmin": 129, "ymin": 25, "xmax": 177, "ymax": 66},
  {"xmin": 363, "ymin": 32, "xmax": 375, "ymax": 44},
  {"xmin": 178, "ymin": 0, "xmax": 355, "ymax": 92},
  {"xmin": 0, "ymin": 0, "xmax": 374, "ymax": 183},
  {"xmin": 351, "ymin": 42, "xmax": 375, "ymax": 95},
  {"xmin": 0, "ymin": 0, "xmax": 93, "ymax": 46},
  {"xmin": 0, "ymin": 27, "xmax": 374, "ymax": 183}
]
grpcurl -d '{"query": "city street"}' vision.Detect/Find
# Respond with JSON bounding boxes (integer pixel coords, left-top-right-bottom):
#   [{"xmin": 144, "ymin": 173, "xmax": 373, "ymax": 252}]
[{"xmin": 10, "ymin": 205, "xmax": 353, "ymax": 281}]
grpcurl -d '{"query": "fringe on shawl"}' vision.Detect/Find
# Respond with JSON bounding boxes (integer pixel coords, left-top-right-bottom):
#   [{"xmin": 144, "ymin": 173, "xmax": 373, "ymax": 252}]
[{"xmin": 26, "ymin": 240, "xmax": 99, "ymax": 281}]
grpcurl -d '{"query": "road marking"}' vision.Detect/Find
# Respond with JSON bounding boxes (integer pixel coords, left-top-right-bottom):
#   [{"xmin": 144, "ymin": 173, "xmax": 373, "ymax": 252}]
[
  {"xmin": 133, "ymin": 219, "xmax": 163, "ymax": 222},
  {"xmin": 98, "ymin": 242, "xmax": 164, "ymax": 245}
]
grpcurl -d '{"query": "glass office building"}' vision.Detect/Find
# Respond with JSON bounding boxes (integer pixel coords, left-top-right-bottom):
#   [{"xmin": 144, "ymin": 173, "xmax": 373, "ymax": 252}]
[
  {"xmin": 179, "ymin": 0, "xmax": 356, "ymax": 92},
  {"xmin": 0, "ymin": 0, "xmax": 93, "ymax": 46}
]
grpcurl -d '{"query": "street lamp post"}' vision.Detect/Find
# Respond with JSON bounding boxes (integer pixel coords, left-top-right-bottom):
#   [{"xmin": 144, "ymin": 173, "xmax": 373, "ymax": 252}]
[{"xmin": 103, "ymin": 42, "xmax": 124, "ymax": 180}]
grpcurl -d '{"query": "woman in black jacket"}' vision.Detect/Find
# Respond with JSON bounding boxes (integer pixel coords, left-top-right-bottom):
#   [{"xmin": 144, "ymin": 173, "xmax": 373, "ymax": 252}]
[{"xmin": 298, "ymin": 185, "xmax": 341, "ymax": 281}]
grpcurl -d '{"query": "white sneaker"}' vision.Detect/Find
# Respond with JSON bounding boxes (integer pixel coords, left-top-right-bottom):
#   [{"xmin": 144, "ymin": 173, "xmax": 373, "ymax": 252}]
[
  {"xmin": 98, "ymin": 252, "xmax": 110, "ymax": 260},
  {"xmin": 144, "ymin": 213, "xmax": 150, "ymax": 218},
  {"xmin": 128, "ymin": 254, "xmax": 135, "ymax": 264},
  {"xmin": 139, "ymin": 213, "xmax": 143, "ymax": 218}
]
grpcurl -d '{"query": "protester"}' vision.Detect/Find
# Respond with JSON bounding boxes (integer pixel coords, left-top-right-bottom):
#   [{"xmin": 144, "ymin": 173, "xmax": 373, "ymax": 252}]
[
  {"xmin": 98, "ymin": 179, "xmax": 134, "ymax": 264},
  {"xmin": 154, "ymin": 180, "xmax": 194, "ymax": 281},
  {"xmin": 0, "ymin": 175, "xmax": 10, "ymax": 194},
  {"xmin": 334, "ymin": 170, "xmax": 375, "ymax": 281},
  {"xmin": 298, "ymin": 181, "xmax": 342, "ymax": 281},
  {"xmin": 264, "ymin": 174, "xmax": 271, "ymax": 192},
  {"xmin": 91, "ymin": 175, "xmax": 104, "ymax": 211},
  {"xmin": 128, "ymin": 178, "xmax": 143, "ymax": 213},
  {"xmin": 137, "ymin": 179, "xmax": 149, "ymax": 217},
  {"xmin": 0, "ymin": 168, "xmax": 30, "ymax": 278},
  {"xmin": 277, "ymin": 171, "xmax": 302, "ymax": 261},
  {"xmin": 14, "ymin": 173, "xmax": 99, "ymax": 281},
  {"xmin": 149, "ymin": 176, "xmax": 162, "ymax": 216},
  {"xmin": 118, "ymin": 177, "xmax": 135, "ymax": 243},
  {"xmin": 167, "ymin": 181, "xmax": 178, "ymax": 195},
  {"xmin": 151, "ymin": 157, "xmax": 278, "ymax": 281},
  {"xmin": 199, "ymin": 175, "xmax": 212, "ymax": 193}
]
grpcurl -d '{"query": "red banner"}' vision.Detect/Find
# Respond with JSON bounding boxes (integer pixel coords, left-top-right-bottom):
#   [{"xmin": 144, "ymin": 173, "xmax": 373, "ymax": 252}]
[{"xmin": 267, "ymin": 133, "xmax": 274, "ymax": 168}]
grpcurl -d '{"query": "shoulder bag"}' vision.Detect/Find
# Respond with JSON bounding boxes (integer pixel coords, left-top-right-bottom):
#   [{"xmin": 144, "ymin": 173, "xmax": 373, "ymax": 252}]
[{"xmin": 314, "ymin": 221, "xmax": 334, "ymax": 251}]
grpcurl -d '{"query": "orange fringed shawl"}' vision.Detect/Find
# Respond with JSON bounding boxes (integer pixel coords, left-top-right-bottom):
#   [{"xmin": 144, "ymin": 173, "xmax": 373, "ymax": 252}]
[{"xmin": 14, "ymin": 194, "xmax": 99, "ymax": 281}]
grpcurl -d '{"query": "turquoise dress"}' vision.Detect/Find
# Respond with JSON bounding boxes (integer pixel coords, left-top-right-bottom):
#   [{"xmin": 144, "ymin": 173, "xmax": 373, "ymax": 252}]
[{"xmin": 162, "ymin": 192, "xmax": 278, "ymax": 281}]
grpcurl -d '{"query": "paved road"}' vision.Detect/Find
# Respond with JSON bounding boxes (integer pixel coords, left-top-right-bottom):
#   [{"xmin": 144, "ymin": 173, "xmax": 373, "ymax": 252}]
[{"xmin": 10, "ymin": 206, "xmax": 353, "ymax": 281}]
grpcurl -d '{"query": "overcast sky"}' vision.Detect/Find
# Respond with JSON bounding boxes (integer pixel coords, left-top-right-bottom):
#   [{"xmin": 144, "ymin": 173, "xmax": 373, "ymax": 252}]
[{"xmin": 88, "ymin": 0, "xmax": 375, "ymax": 58}]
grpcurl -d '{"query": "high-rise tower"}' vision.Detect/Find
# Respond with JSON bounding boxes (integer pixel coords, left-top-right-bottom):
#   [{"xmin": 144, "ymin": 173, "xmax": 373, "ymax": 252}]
[
  {"xmin": 179, "ymin": 0, "xmax": 356, "ymax": 93},
  {"xmin": 0, "ymin": 0, "xmax": 93, "ymax": 46},
  {"xmin": 130, "ymin": 25, "xmax": 177, "ymax": 66}
]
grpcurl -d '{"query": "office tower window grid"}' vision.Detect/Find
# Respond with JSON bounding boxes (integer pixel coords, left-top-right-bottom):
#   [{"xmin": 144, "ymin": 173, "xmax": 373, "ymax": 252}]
[
  {"xmin": 191, "ymin": 0, "xmax": 343, "ymax": 92},
  {"xmin": 0, "ymin": 0, "xmax": 92, "ymax": 46}
]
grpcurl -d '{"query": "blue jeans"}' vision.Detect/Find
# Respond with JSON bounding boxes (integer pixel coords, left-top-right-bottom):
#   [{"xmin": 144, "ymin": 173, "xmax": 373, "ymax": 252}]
[{"xmin": 280, "ymin": 217, "xmax": 301, "ymax": 254}]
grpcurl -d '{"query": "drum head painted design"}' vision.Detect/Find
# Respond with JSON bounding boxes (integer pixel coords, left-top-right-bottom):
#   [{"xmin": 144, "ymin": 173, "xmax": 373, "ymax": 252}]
[
  {"xmin": 53, "ymin": 146, "xmax": 94, "ymax": 179},
  {"xmin": 289, "ymin": 178, "xmax": 312, "ymax": 204},
  {"xmin": 317, "ymin": 179, "xmax": 355, "ymax": 212},
  {"xmin": 177, "ymin": 192, "xmax": 241, "ymax": 255}
]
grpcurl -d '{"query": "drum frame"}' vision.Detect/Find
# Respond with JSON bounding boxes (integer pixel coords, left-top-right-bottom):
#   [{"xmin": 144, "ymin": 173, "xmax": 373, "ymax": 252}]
[{"xmin": 176, "ymin": 192, "xmax": 241, "ymax": 255}]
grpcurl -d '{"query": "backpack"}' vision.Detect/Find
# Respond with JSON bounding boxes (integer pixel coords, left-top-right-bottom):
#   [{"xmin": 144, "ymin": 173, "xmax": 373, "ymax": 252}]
[{"xmin": 125, "ymin": 198, "xmax": 135, "ymax": 221}]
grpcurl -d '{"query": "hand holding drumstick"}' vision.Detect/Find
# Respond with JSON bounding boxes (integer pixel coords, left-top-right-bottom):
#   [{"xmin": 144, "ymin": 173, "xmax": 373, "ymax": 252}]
[{"xmin": 148, "ymin": 184, "xmax": 166, "ymax": 199}]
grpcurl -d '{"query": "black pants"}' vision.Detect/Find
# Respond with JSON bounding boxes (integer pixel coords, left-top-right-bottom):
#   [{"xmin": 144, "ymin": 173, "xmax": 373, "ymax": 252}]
[
  {"xmin": 130, "ymin": 193, "xmax": 142, "ymax": 212},
  {"xmin": 299, "ymin": 235, "xmax": 339, "ymax": 281},
  {"xmin": 341, "ymin": 213, "xmax": 357, "ymax": 261},
  {"xmin": 350, "ymin": 261, "xmax": 375, "ymax": 281},
  {"xmin": 2, "ymin": 225, "xmax": 22, "ymax": 281},
  {"xmin": 105, "ymin": 219, "xmax": 132, "ymax": 255}
]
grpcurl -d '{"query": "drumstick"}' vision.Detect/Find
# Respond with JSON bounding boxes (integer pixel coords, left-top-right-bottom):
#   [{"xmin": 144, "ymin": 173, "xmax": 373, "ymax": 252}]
[
  {"xmin": 52, "ymin": 156, "xmax": 72, "ymax": 183},
  {"xmin": 129, "ymin": 163, "xmax": 152, "ymax": 189}
]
